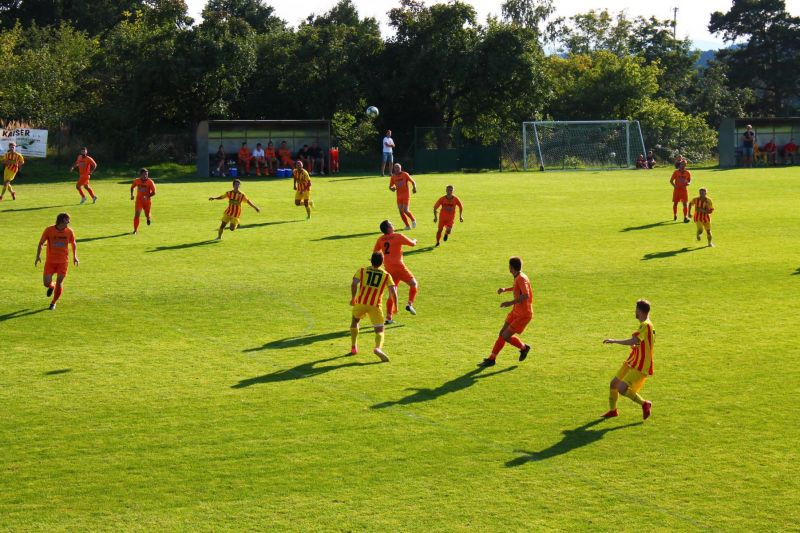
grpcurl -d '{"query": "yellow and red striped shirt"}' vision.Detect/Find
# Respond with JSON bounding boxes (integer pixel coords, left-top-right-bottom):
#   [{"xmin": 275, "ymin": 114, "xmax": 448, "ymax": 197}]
[
  {"xmin": 222, "ymin": 190, "xmax": 249, "ymax": 218},
  {"xmin": 353, "ymin": 266, "xmax": 394, "ymax": 308},
  {"xmin": 3, "ymin": 151, "xmax": 24, "ymax": 174},
  {"xmin": 625, "ymin": 319, "xmax": 655, "ymax": 375},
  {"xmin": 293, "ymin": 169, "xmax": 311, "ymax": 192},
  {"xmin": 689, "ymin": 196, "xmax": 714, "ymax": 223}
]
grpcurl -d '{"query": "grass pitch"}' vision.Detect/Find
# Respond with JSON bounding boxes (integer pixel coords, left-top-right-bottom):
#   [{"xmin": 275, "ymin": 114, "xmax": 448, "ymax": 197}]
[{"xmin": 1, "ymin": 162, "xmax": 799, "ymax": 531}]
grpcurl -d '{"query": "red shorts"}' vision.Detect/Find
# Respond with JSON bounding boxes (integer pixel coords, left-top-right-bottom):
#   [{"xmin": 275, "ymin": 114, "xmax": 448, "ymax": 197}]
[
  {"xmin": 135, "ymin": 197, "xmax": 152, "ymax": 211},
  {"xmin": 505, "ymin": 310, "xmax": 532, "ymax": 335},
  {"xmin": 438, "ymin": 217, "xmax": 454, "ymax": 230},
  {"xmin": 672, "ymin": 189, "xmax": 688, "ymax": 203},
  {"xmin": 77, "ymin": 175, "xmax": 91, "ymax": 187},
  {"xmin": 386, "ymin": 264, "xmax": 414, "ymax": 285},
  {"xmin": 44, "ymin": 261, "xmax": 68, "ymax": 277},
  {"xmin": 396, "ymin": 195, "xmax": 410, "ymax": 206}
]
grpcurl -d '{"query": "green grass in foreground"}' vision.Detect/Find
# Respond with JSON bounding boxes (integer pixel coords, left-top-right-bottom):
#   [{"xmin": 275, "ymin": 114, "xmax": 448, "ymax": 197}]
[{"xmin": 1, "ymin": 162, "xmax": 799, "ymax": 531}]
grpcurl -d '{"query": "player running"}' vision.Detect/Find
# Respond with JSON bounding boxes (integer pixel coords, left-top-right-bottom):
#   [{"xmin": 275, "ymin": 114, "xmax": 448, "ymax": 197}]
[
  {"xmin": 669, "ymin": 160, "xmax": 691, "ymax": 222},
  {"xmin": 71, "ymin": 147, "xmax": 98, "ymax": 204},
  {"xmin": 350, "ymin": 252, "xmax": 399, "ymax": 362},
  {"xmin": 1, "ymin": 142, "xmax": 24, "ymax": 201},
  {"xmin": 130, "ymin": 168, "xmax": 157, "ymax": 234},
  {"xmin": 292, "ymin": 160, "xmax": 313, "ymax": 219},
  {"xmin": 35, "ymin": 213, "xmax": 79, "ymax": 311},
  {"xmin": 688, "ymin": 187, "xmax": 715, "ymax": 247},
  {"xmin": 478, "ymin": 256, "xmax": 533, "ymax": 367},
  {"xmin": 374, "ymin": 220, "xmax": 418, "ymax": 323},
  {"xmin": 209, "ymin": 178, "xmax": 260, "ymax": 239},
  {"xmin": 602, "ymin": 299, "xmax": 655, "ymax": 420},
  {"xmin": 389, "ymin": 163, "xmax": 417, "ymax": 230},
  {"xmin": 433, "ymin": 184, "xmax": 464, "ymax": 246}
]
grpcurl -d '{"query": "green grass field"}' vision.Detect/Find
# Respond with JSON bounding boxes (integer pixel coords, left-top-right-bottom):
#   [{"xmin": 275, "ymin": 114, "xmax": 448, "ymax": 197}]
[{"xmin": 1, "ymin": 162, "xmax": 799, "ymax": 531}]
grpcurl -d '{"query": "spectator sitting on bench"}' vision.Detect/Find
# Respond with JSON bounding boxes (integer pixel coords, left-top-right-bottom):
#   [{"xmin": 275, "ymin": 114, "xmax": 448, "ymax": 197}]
[
  {"xmin": 252, "ymin": 143, "xmax": 266, "ymax": 176},
  {"xmin": 237, "ymin": 142, "xmax": 252, "ymax": 176},
  {"xmin": 311, "ymin": 141, "xmax": 325, "ymax": 175},
  {"xmin": 264, "ymin": 141, "xmax": 278, "ymax": 175},
  {"xmin": 297, "ymin": 144, "xmax": 311, "ymax": 171},
  {"xmin": 762, "ymin": 138, "xmax": 777, "ymax": 165},
  {"xmin": 278, "ymin": 141, "xmax": 293, "ymax": 167},
  {"xmin": 646, "ymin": 150, "xmax": 656, "ymax": 169},
  {"xmin": 635, "ymin": 154, "xmax": 647, "ymax": 169},
  {"xmin": 783, "ymin": 138, "xmax": 797, "ymax": 164},
  {"xmin": 214, "ymin": 144, "xmax": 226, "ymax": 176}
]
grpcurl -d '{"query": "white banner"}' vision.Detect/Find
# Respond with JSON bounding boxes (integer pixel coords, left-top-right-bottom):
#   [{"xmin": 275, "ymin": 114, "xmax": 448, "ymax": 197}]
[{"xmin": 1, "ymin": 128, "xmax": 48, "ymax": 158}]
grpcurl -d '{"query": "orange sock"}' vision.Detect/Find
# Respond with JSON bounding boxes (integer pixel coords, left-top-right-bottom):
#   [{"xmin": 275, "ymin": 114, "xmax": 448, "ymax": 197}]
[
  {"xmin": 490, "ymin": 337, "xmax": 506, "ymax": 359},
  {"xmin": 672, "ymin": 204, "xmax": 677, "ymax": 216},
  {"xmin": 507, "ymin": 336, "xmax": 524, "ymax": 349},
  {"xmin": 86, "ymin": 186, "xmax": 95, "ymax": 198},
  {"xmin": 682, "ymin": 206, "xmax": 688, "ymax": 217},
  {"xmin": 52, "ymin": 286, "xmax": 63, "ymax": 304},
  {"xmin": 408, "ymin": 286, "xmax": 418, "ymax": 304},
  {"xmin": 77, "ymin": 187, "xmax": 85, "ymax": 198},
  {"xmin": 386, "ymin": 297, "xmax": 395, "ymax": 318},
  {"xmin": 407, "ymin": 211, "xmax": 416, "ymax": 222},
  {"xmin": 133, "ymin": 217, "xmax": 140, "ymax": 231},
  {"xmin": 400, "ymin": 212, "xmax": 409, "ymax": 226}
]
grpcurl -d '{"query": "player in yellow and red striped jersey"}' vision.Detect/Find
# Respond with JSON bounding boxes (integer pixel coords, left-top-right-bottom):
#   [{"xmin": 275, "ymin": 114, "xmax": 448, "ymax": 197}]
[
  {"xmin": 688, "ymin": 187, "xmax": 714, "ymax": 247},
  {"xmin": 602, "ymin": 299, "xmax": 655, "ymax": 420},
  {"xmin": 350, "ymin": 252, "xmax": 398, "ymax": 362},
  {"xmin": 292, "ymin": 160, "xmax": 313, "ymax": 219},
  {"xmin": 1, "ymin": 142, "xmax": 24, "ymax": 201},
  {"xmin": 432, "ymin": 185, "xmax": 463, "ymax": 246},
  {"xmin": 209, "ymin": 179, "xmax": 260, "ymax": 239}
]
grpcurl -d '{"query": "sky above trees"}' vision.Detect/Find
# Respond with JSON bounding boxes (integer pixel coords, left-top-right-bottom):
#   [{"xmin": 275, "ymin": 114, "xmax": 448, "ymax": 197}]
[{"xmin": 185, "ymin": 0, "xmax": 800, "ymax": 49}]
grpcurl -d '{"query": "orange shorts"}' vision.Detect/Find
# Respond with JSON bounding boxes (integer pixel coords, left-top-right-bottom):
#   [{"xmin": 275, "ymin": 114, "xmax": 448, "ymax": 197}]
[
  {"xmin": 396, "ymin": 195, "xmax": 410, "ymax": 206},
  {"xmin": 672, "ymin": 189, "xmax": 688, "ymax": 203},
  {"xmin": 44, "ymin": 261, "xmax": 68, "ymax": 277},
  {"xmin": 438, "ymin": 217, "xmax": 454, "ymax": 230},
  {"xmin": 386, "ymin": 264, "xmax": 414, "ymax": 285},
  {"xmin": 505, "ymin": 310, "xmax": 532, "ymax": 335},
  {"xmin": 135, "ymin": 197, "xmax": 152, "ymax": 211},
  {"xmin": 77, "ymin": 175, "xmax": 91, "ymax": 186}
]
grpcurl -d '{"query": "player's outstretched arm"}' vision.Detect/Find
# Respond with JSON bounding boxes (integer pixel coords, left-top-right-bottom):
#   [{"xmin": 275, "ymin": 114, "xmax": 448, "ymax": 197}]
[
  {"xmin": 603, "ymin": 335, "xmax": 640, "ymax": 346},
  {"xmin": 35, "ymin": 239, "xmax": 45, "ymax": 266},
  {"xmin": 247, "ymin": 199, "xmax": 260, "ymax": 213},
  {"xmin": 497, "ymin": 287, "xmax": 513, "ymax": 294},
  {"xmin": 350, "ymin": 277, "xmax": 360, "ymax": 305}
]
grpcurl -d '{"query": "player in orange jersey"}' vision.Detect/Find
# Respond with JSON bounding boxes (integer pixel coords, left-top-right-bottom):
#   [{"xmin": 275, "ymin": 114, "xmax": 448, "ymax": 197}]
[
  {"xmin": 389, "ymin": 163, "xmax": 417, "ymax": 230},
  {"xmin": 602, "ymin": 299, "xmax": 654, "ymax": 420},
  {"xmin": 669, "ymin": 160, "xmax": 691, "ymax": 222},
  {"xmin": 688, "ymin": 187, "xmax": 714, "ymax": 247},
  {"xmin": 35, "ymin": 213, "xmax": 79, "ymax": 311},
  {"xmin": 373, "ymin": 219, "xmax": 418, "ymax": 323},
  {"xmin": 209, "ymin": 178, "xmax": 260, "ymax": 239},
  {"xmin": 237, "ymin": 142, "xmax": 252, "ymax": 176},
  {"xmin": 264, "ymin": 141, "xmax": 278, "ymax": 175},
  {"xmin": 277, "ymin": 141, "xmax": 293, "ymax": 167},
  {"xmin": 1, "ymin": 142, "xmax": 24, "ymax": 201},
  {"xmin": 478, "ymin": 256, "xmax": 533, "ymax": 367},
  {"xmin": 70, "ymin": 147, "xmax": 98, "ymax": 204},
  {"xmin": 433, "ymin": 184, "xmax": 464, "ymax": 246},
  {"xmin": 350, "ymin": 252, "xmax": 398, "ymax": 362},
  {"xmin": 130, "ymin": 168, "xmax": 157, "ymax": 234},
  {"xmin": 292, "ymin": 160, "xmax": 313, "ymax": 219}
]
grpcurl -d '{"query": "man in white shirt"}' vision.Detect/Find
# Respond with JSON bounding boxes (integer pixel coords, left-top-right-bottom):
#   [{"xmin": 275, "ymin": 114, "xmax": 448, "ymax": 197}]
[
  {"xmin": 252, "ymin": 143, "xmax": 266, "ymax": 176},
  {"xmin": 381, "ymin": 130, "xmax": 395, "ymax": 177}
]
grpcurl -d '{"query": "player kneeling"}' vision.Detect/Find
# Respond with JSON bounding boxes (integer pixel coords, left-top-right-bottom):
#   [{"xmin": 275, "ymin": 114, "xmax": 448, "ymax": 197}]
[{"xmin": 350, "ymin": 252, "xmax": 398, "ymax": 362}]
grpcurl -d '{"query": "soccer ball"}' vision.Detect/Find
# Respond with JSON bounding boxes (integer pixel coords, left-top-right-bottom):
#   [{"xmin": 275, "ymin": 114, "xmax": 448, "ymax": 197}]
[
  {"xmin": 609, "ymin": 151, "xmax": 616, "ymax": 158},
  {"xmin": 366, "ymin": 106, "xmax": 379, "ymax": 118}
]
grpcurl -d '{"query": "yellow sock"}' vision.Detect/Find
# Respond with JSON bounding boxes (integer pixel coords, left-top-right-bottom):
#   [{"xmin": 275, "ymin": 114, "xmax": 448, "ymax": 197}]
[
  {"xmin": 609, "ymin": 389, "xmax": 619, "ymax": 410},
  {"xmin": 624, "ymin": 389, "xmax": 645, "ymax": 405},
  {"xmin": 350, "ymin": 327, "xmax": 358, "ymax": 347},
  {"xmin": 374, "ymin": 331, "xmax": 384, "ymax": 350}
]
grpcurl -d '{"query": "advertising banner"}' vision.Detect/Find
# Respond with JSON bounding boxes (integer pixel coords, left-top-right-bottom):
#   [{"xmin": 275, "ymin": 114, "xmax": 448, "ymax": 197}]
[{"xmin": 1, "ymin": 128, "xmax": 48, "ymax": 158}]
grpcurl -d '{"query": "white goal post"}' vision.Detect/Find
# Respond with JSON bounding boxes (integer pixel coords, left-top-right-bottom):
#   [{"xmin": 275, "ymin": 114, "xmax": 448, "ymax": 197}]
[{"xmin": 523, "ymin": 120, "xmax": 647, "ymax": 171}]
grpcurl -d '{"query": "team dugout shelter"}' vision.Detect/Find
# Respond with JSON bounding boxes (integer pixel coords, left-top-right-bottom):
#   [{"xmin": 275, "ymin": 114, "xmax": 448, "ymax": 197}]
[
  {"xmin": 196, "ymin": 120, "xmax": 331, "ymax": 177},
  {"xmin": 719, "ymin": 117, "xmax": 800, "ymax": 167}
]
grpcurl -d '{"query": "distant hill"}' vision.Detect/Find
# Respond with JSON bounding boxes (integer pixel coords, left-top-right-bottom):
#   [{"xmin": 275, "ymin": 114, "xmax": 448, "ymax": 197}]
[{"xmin": 696, "ymin": 49, "xmax": 717, "ymax": 68}]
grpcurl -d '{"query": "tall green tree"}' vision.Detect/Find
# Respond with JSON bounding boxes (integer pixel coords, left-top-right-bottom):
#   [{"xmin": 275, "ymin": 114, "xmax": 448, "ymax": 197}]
[{"xmin": 709, "ymin": 0, "xmax": 800, "ymax": 115}]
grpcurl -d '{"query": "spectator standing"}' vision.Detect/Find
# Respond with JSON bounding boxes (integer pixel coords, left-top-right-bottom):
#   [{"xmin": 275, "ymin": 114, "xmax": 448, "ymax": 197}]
[
  {"xmin": 381, "ymin": 130, "xmax": 395, "ymax": 177},
  {"xmin": 742, "ymin": 125, "xmax": 756, "ymax": 167},
  {"xmin": 310, "ymin": 141, "xmax": 325, "ymax": 175}
]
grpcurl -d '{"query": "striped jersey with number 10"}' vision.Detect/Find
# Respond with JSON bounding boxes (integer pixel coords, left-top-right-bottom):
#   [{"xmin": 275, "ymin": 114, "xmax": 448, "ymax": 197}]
[{"xmin": 353, "ymin": 266, "xmax": 394, "ymax": 307}]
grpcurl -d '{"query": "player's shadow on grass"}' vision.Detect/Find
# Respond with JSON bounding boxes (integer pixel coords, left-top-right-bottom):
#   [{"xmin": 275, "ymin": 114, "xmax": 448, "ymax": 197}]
[
  {"xmin": 371, "ymin": 366, "xmax": 517, "ymax": 409},
  {"xmin": 44, "ymin": 368, "xmax": 71, "ymax": 376},
  {"xmin": 77, "ymin": 232, "xmax": 129, "ymax": 243},
  {"xmin": 312, "ymin": 231, "xmax": 375, "ymax": 241},
  {"xmin": 329, "ymin": 176, "xmax": 381, "ymax": 182},
  {"xmin": 404, "ymin": 245, "xmax": 436, "ymax": 256},
  {"xmin": 1, "ymin": 204, "xmax": 70, "ymax": 213},
  {"xmin": 244, "ymin": 326, "xmax": 404, "ymax": 352},
  {"xmin": 793, "ymin": 267, "xmax": 800, "ymax": 276},
  {"xmin": 231, "ymin": 354, "xmax": 380, "ymax": 388},
  {"xmin": 239, "ymin": 220, "xmax": 301, "ymax": 230},
  {"xmin": 505, "ymin": 418, "xmax": 642, "ymax": 466},
  {"xmin": 0, "ymin": 308, "xmax": 47, "ymax": 322},
  {"xmin": 641, "ymin": 246, "xmax": 703, "ymax": 261},
  {"xmin": 620, "ymin": 221, "xmax": 672, "ymax": 232},
  {"xmin": 147, "ymin": 240, "xmax": 220, "ymax": 252}
]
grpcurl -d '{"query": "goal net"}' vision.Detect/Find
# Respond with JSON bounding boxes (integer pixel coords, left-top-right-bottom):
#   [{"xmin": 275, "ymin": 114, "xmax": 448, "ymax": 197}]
[{"xmin": 523, "ymin": 120, "xmax": 647, "ymax": 171}]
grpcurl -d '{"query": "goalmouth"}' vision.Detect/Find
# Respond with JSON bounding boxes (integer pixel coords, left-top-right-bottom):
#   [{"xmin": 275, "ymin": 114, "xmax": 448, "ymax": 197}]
[{"xmin": 523, "ymin": 120, "xmax": 647, "ymax": 171}]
